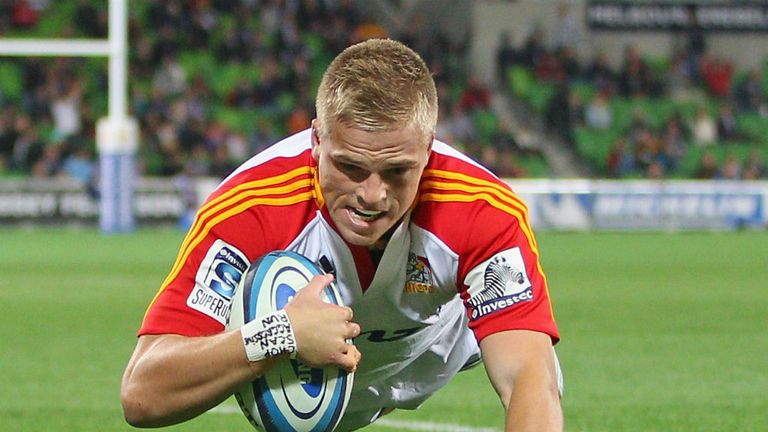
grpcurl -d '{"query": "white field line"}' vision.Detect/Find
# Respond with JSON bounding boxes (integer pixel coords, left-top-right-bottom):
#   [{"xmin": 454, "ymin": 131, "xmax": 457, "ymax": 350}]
[
  {"xmin": 210, "ymin": 404, "xmax": 501, "ymax": 432},
  {"xmin": 374, "ymin": 418, "xmax": 500, "ymax": 432}
]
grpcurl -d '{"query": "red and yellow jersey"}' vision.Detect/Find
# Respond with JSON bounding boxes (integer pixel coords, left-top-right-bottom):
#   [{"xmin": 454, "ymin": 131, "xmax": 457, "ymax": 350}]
[{"xmin": 139, "ymin": 129, "xmax": 558, "ymax": 429}]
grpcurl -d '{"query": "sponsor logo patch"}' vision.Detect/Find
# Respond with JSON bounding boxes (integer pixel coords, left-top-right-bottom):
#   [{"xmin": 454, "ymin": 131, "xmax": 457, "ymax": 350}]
[
  {"xmin": 467, "ymin": 248, "xmax": 533, "ymax": 320},
  {"xmin": 188, "ymin": 239, "xmax": 248, "ymax": 324},
  {"xmin": 404, "ymin": 252, "xmax": 435, "ymax": 294}
]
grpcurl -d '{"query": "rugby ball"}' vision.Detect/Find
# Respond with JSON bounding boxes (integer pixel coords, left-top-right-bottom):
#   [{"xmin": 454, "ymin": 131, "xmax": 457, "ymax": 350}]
[{"xmin": 227, "ymin": 250, "xmax": 353, "ymax": 432}]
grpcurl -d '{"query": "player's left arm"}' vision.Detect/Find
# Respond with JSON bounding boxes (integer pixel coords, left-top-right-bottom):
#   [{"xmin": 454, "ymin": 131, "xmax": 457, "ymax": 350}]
[{"xmin": 480, "ymin": 329, "xmax": 562, "ymax": 432}]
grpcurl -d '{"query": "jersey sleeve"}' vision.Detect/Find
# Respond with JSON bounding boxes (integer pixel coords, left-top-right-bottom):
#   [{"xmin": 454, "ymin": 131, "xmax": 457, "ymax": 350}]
[
  {"xmin": 138, "ymin": 206, "xmax": 261, "ymax": 337},
  {"xmin": 418, "ymin": 156, "xmax": 559, "ymax": 344},
  {"xmin": 138, "ymin": 157, "xmax": 317, "ymax": 337},
  {"xmin": 459, "ymin": 203, "xmax": 559, "ymax": 344}
]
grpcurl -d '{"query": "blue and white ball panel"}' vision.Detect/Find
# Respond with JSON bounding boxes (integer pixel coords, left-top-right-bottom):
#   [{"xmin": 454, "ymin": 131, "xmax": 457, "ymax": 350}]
[{"xmin": 227, "ymin": 251, "xmax": 353, "ymax": 432}]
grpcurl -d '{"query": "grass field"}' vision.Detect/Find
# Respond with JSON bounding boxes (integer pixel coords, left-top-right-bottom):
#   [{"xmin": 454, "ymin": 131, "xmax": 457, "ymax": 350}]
[{"xmin": 0, "ymin": 229, "xmax": 766, "ymax": 431}]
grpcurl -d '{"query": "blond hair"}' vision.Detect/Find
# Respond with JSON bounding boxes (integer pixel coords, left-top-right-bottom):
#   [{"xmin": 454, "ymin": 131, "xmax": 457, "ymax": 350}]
[{"xmin": 315, "ymin": 39, "xmax": 438, "ymax": 141}]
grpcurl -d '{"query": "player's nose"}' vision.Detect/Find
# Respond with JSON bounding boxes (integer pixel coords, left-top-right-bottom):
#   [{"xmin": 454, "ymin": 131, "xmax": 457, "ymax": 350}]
[{"xmin": 356, "ymin": 173, "xmax": 387, "ymax": 205}]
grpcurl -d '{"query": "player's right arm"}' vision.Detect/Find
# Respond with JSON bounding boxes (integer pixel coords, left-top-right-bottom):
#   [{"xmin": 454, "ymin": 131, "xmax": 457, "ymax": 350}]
[
  {"xmin": 121, "ymin": 274, "xmax": 361, "ymax": 428},
  {"xmin": 121, "ymin": 330, "xmax": 273, "ymax": 427}
]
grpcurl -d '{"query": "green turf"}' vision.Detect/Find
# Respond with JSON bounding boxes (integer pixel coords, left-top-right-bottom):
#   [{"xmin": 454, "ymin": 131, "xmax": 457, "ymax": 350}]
[{"xmin": 0, "ymin": 229, "xmax": 766, "ymax": 431}]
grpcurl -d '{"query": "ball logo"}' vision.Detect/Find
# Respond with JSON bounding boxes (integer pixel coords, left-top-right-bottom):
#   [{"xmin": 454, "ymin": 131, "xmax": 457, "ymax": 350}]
[
  {"xmin": 229, "ymin": 251, "xmax": 353, "ymax": 432},
  {"xmin": 274, "ymin": 282, "xmax": 298, "ymax": 310}
]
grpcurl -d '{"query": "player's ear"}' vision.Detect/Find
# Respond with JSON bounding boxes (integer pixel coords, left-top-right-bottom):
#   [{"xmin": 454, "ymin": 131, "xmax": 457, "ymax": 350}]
[
  {"xmin": 425, "ymin": 132, "xmax": 434, "ymax": 158},
  {"xmin": 310, "ymin": 119, "xmax": 321, "ymax": 161}
]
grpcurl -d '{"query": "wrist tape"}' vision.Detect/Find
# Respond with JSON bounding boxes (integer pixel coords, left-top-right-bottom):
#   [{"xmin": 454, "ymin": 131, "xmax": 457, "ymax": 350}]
[{"xmin": 241, "ymin": 309, "xmax": 298, "ymax": 362}]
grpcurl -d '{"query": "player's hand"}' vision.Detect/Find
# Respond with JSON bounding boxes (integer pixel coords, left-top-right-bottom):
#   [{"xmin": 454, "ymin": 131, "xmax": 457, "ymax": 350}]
[{"xmin": 284, "ymin": 274, "xmax": 361, "ymax": 372}]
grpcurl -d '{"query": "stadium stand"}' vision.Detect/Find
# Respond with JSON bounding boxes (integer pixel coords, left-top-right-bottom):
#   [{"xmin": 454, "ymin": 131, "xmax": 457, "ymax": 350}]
[
  {"xmin": 2, "ymin": 1, "xmax": 767, "ymax": 182},
  {"xmin": 497, "ymin": 23, "xmax": 768, "ymax": 180},
  {"xmin": 0, "ymin": 0, "xmax": 545, "ymax": 183}
]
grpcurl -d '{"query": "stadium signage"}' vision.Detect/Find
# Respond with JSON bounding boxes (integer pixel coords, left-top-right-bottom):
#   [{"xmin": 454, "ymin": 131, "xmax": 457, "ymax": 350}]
[
  {"xmin": 511, "ymin": 179, "xmax": 768, "ymax": 231},
  {"xmin": 0, "ymin": 178, "xmax": 187, "ymax": 224},
  {"xmin": 587, "ymin": 2, "xmax": 768, "ymax": 32},
  {"xmin": 591, "ymin": 192, "xmax": 762, "ymax": 229}
]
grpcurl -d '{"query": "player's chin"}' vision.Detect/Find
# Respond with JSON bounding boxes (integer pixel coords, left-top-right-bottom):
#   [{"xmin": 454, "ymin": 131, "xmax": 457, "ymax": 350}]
[
  {"xmin": 337, "ymin": 223, "xmax": 389, "ymax": 247},
  {"xmin": 338, "ymin": 228, "xmax": 381, "ymax": 247},
  {"xmin": 334, "ymin": 211, "xmax": 392, "ymax": 245}
]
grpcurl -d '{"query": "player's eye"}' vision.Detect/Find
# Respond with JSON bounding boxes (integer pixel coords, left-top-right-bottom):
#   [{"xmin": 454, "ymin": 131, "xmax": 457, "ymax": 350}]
[
  {"xmin": 384, "ymin": 166, "xmax": 409, "ymax": 177},
  {"xmin": 334, "ymin": 160, "xmax": 368, "ymax": 179}
]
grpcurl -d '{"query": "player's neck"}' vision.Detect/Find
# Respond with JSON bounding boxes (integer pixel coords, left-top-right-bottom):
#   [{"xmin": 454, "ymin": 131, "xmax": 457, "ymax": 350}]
[{"xmin": 368, "ymin": 222, "xmax": 399, "ymax": 266}]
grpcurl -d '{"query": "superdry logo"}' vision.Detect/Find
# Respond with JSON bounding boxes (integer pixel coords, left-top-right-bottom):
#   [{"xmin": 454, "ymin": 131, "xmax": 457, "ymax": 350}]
[
  {"xmin": 465, "ymin": 248, "xmax": 533, "ymax": 320},
  {"xmin": 404, "ymin": 252, "xmax": 435, "ymax": 294},
  {"xmin": 188, "ymin": 239, "xmax": 249, "ymax": 324}
]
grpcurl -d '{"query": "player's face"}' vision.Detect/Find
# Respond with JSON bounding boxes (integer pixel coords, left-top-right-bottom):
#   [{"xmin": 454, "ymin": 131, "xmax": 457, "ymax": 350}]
[{"xmin": 312, "ymin": 120, "xmax": 432, "ymax": 247}]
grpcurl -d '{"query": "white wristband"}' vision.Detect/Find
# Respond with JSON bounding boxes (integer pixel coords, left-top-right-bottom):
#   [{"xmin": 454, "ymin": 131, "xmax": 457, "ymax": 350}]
[{"xmin": 240, "ymin": 309, "xmax": 298, "ymax": 362}]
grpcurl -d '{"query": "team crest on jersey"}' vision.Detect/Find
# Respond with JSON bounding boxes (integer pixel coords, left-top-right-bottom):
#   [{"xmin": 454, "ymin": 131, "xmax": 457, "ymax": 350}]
[
  {"xmin": 467, "ymin": 248, "xmax": 533, "ymax": 320},
  {"xmin": 187, "ymin": 239, "xmax": 249, "ymax": 324},
  {"xmin": 404, "ymin": 252, "xmax": 435, "ymax": 294}
]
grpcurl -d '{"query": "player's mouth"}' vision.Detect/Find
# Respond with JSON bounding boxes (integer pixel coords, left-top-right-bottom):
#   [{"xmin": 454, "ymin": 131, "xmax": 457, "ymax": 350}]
[{"xmin": 347, "ymin": 207, "xmax": 385, "ymax": 224}]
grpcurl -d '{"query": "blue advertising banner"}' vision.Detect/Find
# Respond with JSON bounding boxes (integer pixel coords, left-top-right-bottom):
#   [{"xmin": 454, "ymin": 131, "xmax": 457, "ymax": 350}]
[{"xmin": 511, "ymin": 179, "xmax": 768, "ymax": 231}]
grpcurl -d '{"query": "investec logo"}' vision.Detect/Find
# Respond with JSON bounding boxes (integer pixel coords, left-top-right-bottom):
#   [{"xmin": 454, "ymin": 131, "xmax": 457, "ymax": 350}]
[
  {"xmin": 467, "ymin": 248, "xmax": 533, "ymax": 320},
  {"xmin": 471, "ymin": 288, "xmax": 533, "ymax": 319},
  {"xmin": 188, "ymin": 240, "xmax": 248, "ymax": 324}
]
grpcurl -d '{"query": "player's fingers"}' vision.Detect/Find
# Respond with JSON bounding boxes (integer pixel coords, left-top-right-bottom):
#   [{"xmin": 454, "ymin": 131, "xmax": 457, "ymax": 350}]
[
  {"xmin": 341, "ymin": 306, "xmax": 354, "ymax": 321},
  {"xmin": 302, "ymin": 274, "xmax": 333, "ymax": 297},
  {"xmin": 338, "ymin": 346, "xmax": 361, "ymax": 372},
  {"xmin": 345, "ymin": 321, "xmax": 360, "ymax": 338}
]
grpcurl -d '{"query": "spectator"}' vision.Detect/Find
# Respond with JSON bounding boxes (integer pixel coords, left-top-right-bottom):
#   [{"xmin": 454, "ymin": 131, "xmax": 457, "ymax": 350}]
[
  {"xmin": 658, "ymin": 115, "xmax": 687, "ymax": 170},
  {"xmin": 694, "ymin": 151, "xmax": 719, "ymax": 179},
  {"xmin": 618, "ymin": 45, "xmax": 654, "ymax": 98},
  {"xmin": 74, "ymin": 0, "xmax": 106, "ymax": 37},
  {"xmin": 646, "ymin": 160, "xmax": 665, "ymax": 179},
  {"xmin": 227, "ymin": 78, "xmax": 254, "ymax": 107},
  {"xmin": 558, "ymin": 46, "xmax": 582, "ymax": 82},
  {"xmin": 743, "ymin": 150, "xmax": 766, "ymax": 180},
  {"xmin": 459, "ymin": 75, "xmax": 492, "ymax": 112},
  {"xmin": 11, "ymin": 0, "xmax": 39, "ymax": 28},
  {"xmin": 445, "ymin": 102, "xmax": 478, "ymax": 146},
  {"xmin": 286, "ymin": 104, "xmax": 312, "ymax": 135},
  {"xmin": 11, "ymin": 114, "xmax": 45, "ymax": 172},
  {"xmin": 545, "ymin": 82, "xmax": 575, "ymax": 145},
  {"xmin": 585, "ymin": 91, "xmax": 612, "ymax": 129},
  {"xmin": 734, "ymin": 69, "xmax": 765, "ymax": 114},
  {"xmin": 606, "ymin": 138, "xmax": 636, "ymax": 178},
  {"xmin": 715, "ymin": 103, "xmax": 740, "ymax": 142},
  {"xmin": 31, "ymin": 142, "xmax": 62, "ymax": 178},
  {"xmin": 495, "ymin": 31, "xmax": 518, "ymax": 83},
  {"xmin": 49, "ymin": 73, "xmax": 83, "ymax": 140},
  {"xmin": 718, "ymin": 154, "xmax": 742, "ymax": 180},
  {"xmin": 478, "ymin": 144, "xmax": 500, "ymax": 174},
  {"xmin": 497, "ymin": 147, "xmax": 527, "ymax": 178},
  {"xmin": 633, "ymin": 128, "xmax": 660, "ymax": 172},
  {"xmin": 152, "ymin": 54, "xmax": 187, "ymax": 97},
  {"xmin": 535, "ymin": 52, "xmax": 566, "ymax": 83},
  {"xmin": 584, "ymin": 51, "xmax": 618, "ymax": 95},
  {"xmin": 700, "ymin": 55, "xmax": 733, "ymax": 98},
  {"xmin": 690, "ymin": 106, "xmax": 717, "ymax": 146},
  {"xmin": 518, "ymin": 24, "xmax": 546, "ymax": 69},
  {"xmin": 0, "ymin": 112, "xmax": 17, "ymax": 170},
  {"xmin": 60, "ymin": 141, "xmax": 95, "ymax": 184},
  {"xmin": 665, "ymin": 50, "xmax": 696, "ymax": 102}
]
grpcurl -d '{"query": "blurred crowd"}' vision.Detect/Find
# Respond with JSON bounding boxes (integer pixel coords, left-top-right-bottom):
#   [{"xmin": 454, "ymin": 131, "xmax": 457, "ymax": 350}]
[
  {"xmin": 0, "ymin": 0, "xmax": 533, "ymax": 185},
  {"xmin": 496, "ymin": 2, "xmax": 767, "ymax": 180},
  {"xmin": 2, "ymin": 1, "xmax": 766, "ymax": 183}
]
